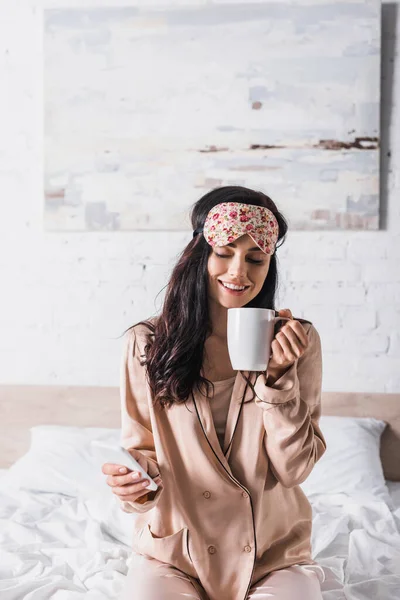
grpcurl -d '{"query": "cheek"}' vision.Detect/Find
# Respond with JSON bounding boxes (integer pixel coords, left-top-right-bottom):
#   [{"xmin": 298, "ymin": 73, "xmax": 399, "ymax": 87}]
[
  {"xmin": 207, "ymin": 255, "xmax": 223, "ymax": 278},
  {"xmin": 207, "ymin": 257, "xmax": 214, "ymax": 280},
  {"xmin": 253, "ymin": 265, "xmax": 270, "ymax": 289}
]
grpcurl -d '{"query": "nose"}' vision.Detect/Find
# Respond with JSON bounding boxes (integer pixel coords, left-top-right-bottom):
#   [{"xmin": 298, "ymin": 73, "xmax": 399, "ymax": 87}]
[{"xmin": 227, "ymin": 255, "xmax": 248, "ymax": 280}]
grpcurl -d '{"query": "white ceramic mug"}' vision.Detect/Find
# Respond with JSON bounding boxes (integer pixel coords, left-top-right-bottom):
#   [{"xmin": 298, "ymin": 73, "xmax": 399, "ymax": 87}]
[{"xmin": 227, "ymin": 308, "xmax": 291, "ymax": 371}]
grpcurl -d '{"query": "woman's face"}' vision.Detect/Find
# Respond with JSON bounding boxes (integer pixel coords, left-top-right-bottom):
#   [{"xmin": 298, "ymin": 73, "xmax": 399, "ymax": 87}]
[{"xmin": 207, "ymin": 234, "xmax": 271, "ymax": 309}]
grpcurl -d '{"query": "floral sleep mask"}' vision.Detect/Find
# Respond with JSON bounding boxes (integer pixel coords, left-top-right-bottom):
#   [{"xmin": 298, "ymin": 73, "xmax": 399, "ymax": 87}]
[{"xmin": 193, "ymin": 202, "xmax": 279, "ymax": 255}]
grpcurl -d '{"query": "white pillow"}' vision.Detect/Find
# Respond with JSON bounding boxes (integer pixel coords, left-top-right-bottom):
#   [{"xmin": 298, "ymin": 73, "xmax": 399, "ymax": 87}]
[
  {"xmin": 2, "ymin": 416, "xmax": 391, "ymax": 517},
  {"xmin": 300, "ymin": 416, "xmax": 391, "ymax": 506},
  {"xmin": 3, "ymin": 425, "xmax": 121, "ymax": 498}
]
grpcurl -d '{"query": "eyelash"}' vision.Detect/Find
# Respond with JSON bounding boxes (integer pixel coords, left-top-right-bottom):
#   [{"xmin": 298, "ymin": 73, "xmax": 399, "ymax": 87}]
[{"xmin": 215, "ymin": 252, "xmax": 264, "ymax": 265}]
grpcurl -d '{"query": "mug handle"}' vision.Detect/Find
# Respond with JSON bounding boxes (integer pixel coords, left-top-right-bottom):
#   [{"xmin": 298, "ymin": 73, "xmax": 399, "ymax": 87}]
[
  {"xmin": 273, "ymin": 310, "xmax": 293, "ymax": 321},
  {"xmin": 273, "ymin": 316, "xmax": 291, "ymax": 324}
]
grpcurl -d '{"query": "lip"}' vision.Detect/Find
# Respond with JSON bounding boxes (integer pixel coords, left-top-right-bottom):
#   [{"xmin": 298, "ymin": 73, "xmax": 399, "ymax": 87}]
[{"xmin": 218, "ymin": 280, "xmax": 250, "ymax": 295}]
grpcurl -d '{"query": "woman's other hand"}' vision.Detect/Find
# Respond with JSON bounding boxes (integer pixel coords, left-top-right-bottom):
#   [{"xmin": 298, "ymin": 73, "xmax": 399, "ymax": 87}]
[
  {"xmin": 101, "ymin": 449, "xmax": 159, "ymax": 504},
  {"xmin": 267, "ymin": 308, "xmax": 309, "ymax": 382}
]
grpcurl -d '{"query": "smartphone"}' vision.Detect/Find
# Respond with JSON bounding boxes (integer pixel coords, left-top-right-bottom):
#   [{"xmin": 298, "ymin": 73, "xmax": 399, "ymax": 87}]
[{"xmin": 91, "ymin": 440, "xmax": 158, "ymax": 492}]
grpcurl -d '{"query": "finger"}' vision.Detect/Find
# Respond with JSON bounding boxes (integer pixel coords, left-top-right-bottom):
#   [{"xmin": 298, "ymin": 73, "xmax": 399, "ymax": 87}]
[
  {"xmin": 284, "ymin": 320, "xmax": 309, "ymax": 347},
  {"xmin": 102, "ymin": 463, "xmax": 132, "ymax": 476},
  {"xmin": 112, "ymin": 480, "xmax": 150, "ymax": 497},
  {"xmin": 276, "ymin": 330, "xmax": 300, "ymax": 361},
  {"xmin": 278, "ymin": 308, "xmax": 293, "ymax": 319},
  {"xmin": 107, "ymin": 470, "xmax": 146, "ymax": 488},
  {"xmin": 112, "ymin": 485, "xmax": 149, "ymax": 503},
  {"xmin": 278, "ymin": 328, "xmax": 305, "ymax": 359},
  {"xmin": 270, "ymin": 338, "xmax": 285, "ymax": 362}
]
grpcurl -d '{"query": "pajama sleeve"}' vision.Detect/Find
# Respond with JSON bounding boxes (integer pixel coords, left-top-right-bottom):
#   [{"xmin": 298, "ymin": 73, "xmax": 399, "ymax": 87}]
[
  {"xmin": 253, "ymin": 323, "xmax": 326, "ymax": 488},
  {"xmin": 118, "ymin": 326, "xmax": 164, "ymax": 514}
]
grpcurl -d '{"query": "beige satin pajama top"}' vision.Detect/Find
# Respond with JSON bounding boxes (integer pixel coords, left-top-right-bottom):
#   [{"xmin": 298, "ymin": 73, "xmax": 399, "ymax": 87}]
[{"xmin": 118, "ymin": 317, "xmax": 326, "ymax": 600}]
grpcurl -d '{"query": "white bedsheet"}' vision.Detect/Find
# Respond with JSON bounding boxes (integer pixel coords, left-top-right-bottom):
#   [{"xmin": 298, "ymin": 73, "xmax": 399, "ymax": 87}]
[{"xmin": 0, "ymin": 475, "xmax": 400, "ymax": 599}]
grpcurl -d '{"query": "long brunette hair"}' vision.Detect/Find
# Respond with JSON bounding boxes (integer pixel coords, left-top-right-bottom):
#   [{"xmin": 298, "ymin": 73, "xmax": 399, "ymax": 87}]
[{"xmin": 123, "ymin": 186, "xmax": 288, "ymax": 409}]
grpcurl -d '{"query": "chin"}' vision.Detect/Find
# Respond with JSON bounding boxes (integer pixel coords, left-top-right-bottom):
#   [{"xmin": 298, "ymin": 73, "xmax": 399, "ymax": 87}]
[
  {"xmin": 216, "ymin": 293, "xmax": 256, "ymax": 309},
  {"xmin": 219, "ymin": 299, "xmax": 247, "ymax": 309}
]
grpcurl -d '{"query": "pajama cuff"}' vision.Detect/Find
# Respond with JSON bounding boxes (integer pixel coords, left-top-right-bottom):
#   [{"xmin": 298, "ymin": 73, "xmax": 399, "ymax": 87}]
[
  {"xmin": 254, "ymin": 362, "xmax": 300, "ymax": 408},
  {"xmin": 118, "ymin": 483, "xmax": 163, "ymax": 514}
]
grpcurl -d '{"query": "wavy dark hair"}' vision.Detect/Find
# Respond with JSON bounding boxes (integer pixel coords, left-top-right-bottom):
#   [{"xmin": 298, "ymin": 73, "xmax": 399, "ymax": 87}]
[{"xmin": 122, "ymin": 186, "xmax": 288, "ymax": 409}]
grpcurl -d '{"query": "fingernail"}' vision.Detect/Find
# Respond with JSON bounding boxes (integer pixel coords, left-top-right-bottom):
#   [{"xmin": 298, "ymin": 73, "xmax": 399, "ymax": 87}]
[
  {"xmin": 142, "ymin": 480, "xmax": 149, "ymax": 487},
  {"xmin": 132, "ymin": 472, "xmax": 140, "ymax": 479},
  {"xmin": 119, "ymin": 467, "xmax": 126, "ymax": 473}
]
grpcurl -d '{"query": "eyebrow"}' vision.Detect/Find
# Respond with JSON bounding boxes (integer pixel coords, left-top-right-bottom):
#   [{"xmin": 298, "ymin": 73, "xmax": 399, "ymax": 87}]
[{"xmin": 226, "ymin": 242, "xmax": 261, "ymax": 252}]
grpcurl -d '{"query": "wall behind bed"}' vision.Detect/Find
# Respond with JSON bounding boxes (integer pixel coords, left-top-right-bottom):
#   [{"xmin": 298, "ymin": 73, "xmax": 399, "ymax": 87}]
[{"xmin": 0, "ymin": 0, "xmax": 399, "ymax": 392}]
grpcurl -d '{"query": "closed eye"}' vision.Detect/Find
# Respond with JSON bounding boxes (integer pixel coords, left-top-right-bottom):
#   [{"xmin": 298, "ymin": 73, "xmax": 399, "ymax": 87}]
[{"xmin": 215, "ymin": 252, "xmax": 264, "ymax": 265}]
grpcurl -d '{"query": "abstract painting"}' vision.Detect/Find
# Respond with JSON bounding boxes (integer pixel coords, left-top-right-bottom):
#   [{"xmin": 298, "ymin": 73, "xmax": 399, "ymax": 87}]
[{"xmin": 44, "ymin": 1, "xmax": 380, "ymax": 231}]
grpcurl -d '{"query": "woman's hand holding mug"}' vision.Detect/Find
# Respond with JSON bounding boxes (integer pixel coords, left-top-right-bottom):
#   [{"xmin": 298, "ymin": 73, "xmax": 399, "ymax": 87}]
[
  {"xmin": 227, "ymin": 307, "xmax": 309, "ymax": 375},
  {"xmin": 267, "ymin": 308, "xmax": 309, "ymax": 384}
]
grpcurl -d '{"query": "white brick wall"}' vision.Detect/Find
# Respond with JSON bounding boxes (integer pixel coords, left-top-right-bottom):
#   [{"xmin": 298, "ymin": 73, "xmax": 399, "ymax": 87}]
[{"xmin": 0, "ymin": 1, "xmax": 399, "ymax": 392}]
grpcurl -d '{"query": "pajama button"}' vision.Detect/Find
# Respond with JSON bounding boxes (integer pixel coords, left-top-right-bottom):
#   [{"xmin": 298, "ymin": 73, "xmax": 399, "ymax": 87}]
[
  {"xmin": 208, "ymin": 546, "xmax": 216, "ymax": 554},
  {"xmin": 244, "ymin": 545, "xmax": 252, "ymax": 553},
  {"xmin": 203, "ymin": 491, "xmax": 211, "ymax": 499},
  {"xmin": 242, "ymin": 491, "xmax": 248, "ymax": 499}
]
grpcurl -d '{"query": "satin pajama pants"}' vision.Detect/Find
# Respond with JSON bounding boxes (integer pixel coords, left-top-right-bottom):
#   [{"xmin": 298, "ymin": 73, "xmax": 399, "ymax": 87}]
[{"xmin": 120, "ymin": 554, "xmax": 325, "ymax": 600}]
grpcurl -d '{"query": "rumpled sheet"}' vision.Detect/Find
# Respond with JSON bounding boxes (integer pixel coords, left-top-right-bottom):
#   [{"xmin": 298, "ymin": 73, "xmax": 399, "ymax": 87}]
[
  {"xmin": 310, "ymin": 488, "xmax": 400, "ymax": 599},
  {"xmin": 0, "ymin": 475, "xmax": 399, "ymax": 599}
]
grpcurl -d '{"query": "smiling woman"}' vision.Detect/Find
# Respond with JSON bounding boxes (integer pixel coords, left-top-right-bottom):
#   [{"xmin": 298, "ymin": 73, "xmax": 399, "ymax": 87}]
[
  {"xmin": 112, "ymin": 185, "xmax": 328, "ymax": 600},
  {"xmin": 122, "ymin": 185, "xmax": 289, "ymax": 408}
]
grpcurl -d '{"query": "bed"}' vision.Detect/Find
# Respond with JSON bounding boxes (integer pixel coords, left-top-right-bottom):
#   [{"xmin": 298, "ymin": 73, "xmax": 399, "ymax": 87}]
[{"xmin": 0, "ymin": 385, "xmax": 399, "ymax": 599}]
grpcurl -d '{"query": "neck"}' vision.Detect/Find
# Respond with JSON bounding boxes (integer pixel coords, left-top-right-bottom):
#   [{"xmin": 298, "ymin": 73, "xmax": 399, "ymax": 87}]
[{"xmin": 208, "ymin": 297, "xmax": 228, "ymax": 340}]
